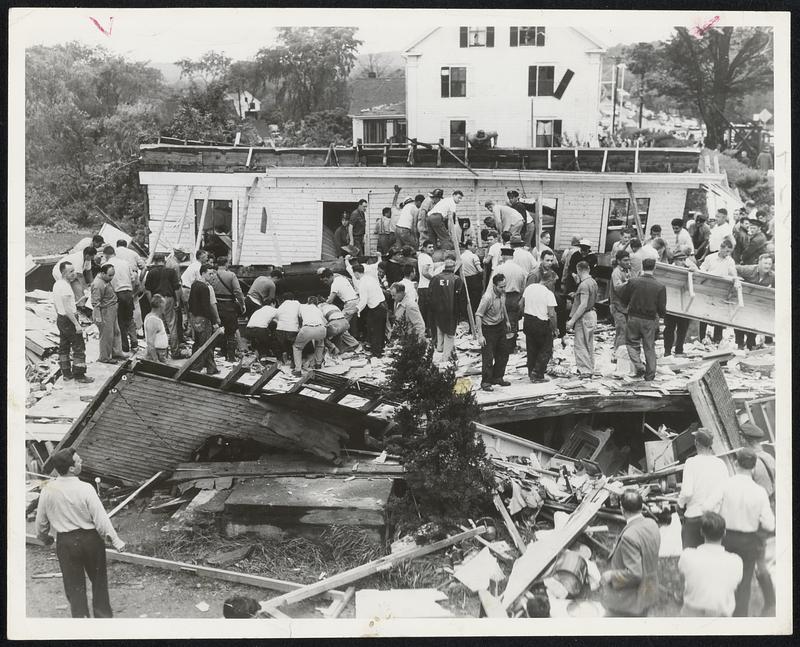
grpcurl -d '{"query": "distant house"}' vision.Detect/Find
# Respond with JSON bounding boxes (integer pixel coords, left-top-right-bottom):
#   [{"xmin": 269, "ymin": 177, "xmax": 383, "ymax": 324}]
[
  {"xmin": 348, "ymin": 75, "xmax": 407, "ymax": 145},
  {"xmin": 403, "ymin": 25, "xmax": 606, "ymax": 148},
  {"xmin": 226, "ymin": 90, "xmax": 261, "ymax": 119}
]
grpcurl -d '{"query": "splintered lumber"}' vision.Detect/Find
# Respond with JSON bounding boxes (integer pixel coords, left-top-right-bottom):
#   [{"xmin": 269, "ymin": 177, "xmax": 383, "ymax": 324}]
[
  {"xmin": 478, "ymin": 589, "xmax": 508, "ymax": 618},
  {"xmin": 652, "ymin": 262, "xmax": 774, "ymax": 335},
  {"xmin": 493, "ymin": 494, "xmax": 526, "ymax": 554},
  {"xmin": 108, "ymin": 471, "xmax": 164, "ymax": 517},
  {"xmin": 260, "ymin": 526, "xmax": 487, "ymax": 611},
  {"xmin": 501, "ymin": 480, "xmax": 610, "ymax": 610},
  {"xmin": 323, "ymin": 586, "xmax": 355, "ymax": 619},
  {"xmin": 475, "ymin": 422, "xmax": 561, "ymax": 460},
  {"xmin": 174, "ymin": 328, "xmax": 225, "ymax": 380},
  {"xmin": 687, "ymin": 360, "xmax": 743, "ymax": 453}
]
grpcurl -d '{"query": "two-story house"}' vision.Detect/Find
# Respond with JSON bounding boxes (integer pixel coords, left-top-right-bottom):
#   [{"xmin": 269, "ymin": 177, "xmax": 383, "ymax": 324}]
[{"xmin": 403, "ymin": 25, "xmax": 605, "ymax": 148}]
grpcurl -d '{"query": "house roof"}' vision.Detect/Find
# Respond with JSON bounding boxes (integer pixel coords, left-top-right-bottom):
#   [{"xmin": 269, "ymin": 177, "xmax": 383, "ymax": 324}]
[
  {"xmin": 403, "ymin": 25, "xmax": 606, "ymax": 53},
  {"xmin": 348, "ymin": 76, "xmax": 406, "ymax": 118}
]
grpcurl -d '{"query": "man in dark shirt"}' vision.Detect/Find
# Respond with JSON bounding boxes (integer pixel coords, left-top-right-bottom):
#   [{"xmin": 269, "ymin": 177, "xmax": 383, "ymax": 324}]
[
  {"xmin": 333, "ymin": 215, "xmax": 353, "ymax": 258},
  {"xmin": 734, "ymin": 254, "xmax": 775, "ymax": 350},
  {"xmin": 692, "ymin": 213, "xmax": 712, "ymax": 261},
  {"xmin": 209, "ymin": 256, "xmax": 245, "ymax": 362},
  {"xmin": 188, "ymin": 264, "xmax": 221, "ymax": 375},
  {"xmin": 564, "ymin": 240, "xmax": 598, "ymax": 295},
  {"xmin": 350, "ymin": 199, "xmax": 368, "ymax": 254},
  {"xmin": 143, "ymin": 254, "xmax": 182, "ymax": 359},
  {"xmin": 246, "ymin": 269, "xmax": 283, "ymax": 318},
  {"xmin": 740, "ymin": 220, "xmax": 768, "ymax": 265},
  {"xmin": 619, "ymin": 257, "xmax": 667, "ymax": 381}
]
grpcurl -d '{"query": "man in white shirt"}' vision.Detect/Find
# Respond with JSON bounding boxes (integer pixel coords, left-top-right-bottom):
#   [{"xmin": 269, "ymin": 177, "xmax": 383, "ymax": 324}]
[
  {"xmin": 460, "ymin": 239, "xmax": 483, "ymax": 315},
  {"xmin": 485, "ymin": 200, "xmax": 524, "ymax": 237},
  {"xmin": 293, "ymin": 298, "xmax": 328, "ymax": 374},
  {"xmin": 678, "ymin": 512, "xmax": 743, "ymax": 617},
  {"xmin": 717, "ymin": 447, "xmax": 776, "ymax": 617},
  {"xmin": 181, "ymin": 249, "xmax": 210, "ymax": 313},
  {"xmin": 492, "ymin": 249, "xmax": 527, "ymax": 346},
  {"xmin": 354, "ymin": 263, "xmax": 388, "ymax": 357},
  {"xmin": 484, "ymin": 231, "xmax": 502, "ymax": 284},
  {"xmin": 245, "ymin": 301, "xmax": 278, "ymax": 359},
  {"xmin": 677, "ymin": 428, "xmax": 731, "ymax": 548},
  {"xmin": 610, "ymin": 228, "xmax": 635, "ymax": 257},
  {"xmin": 670, "ymin": 218, "xmax": 694, "ymax": 258},
  {"xmin": 103, "ymin": 246, "xmax": 139, "ymax": 354},
  {"xmin": 52, "ymin": 246, "xmax": 97, "ymax": 306},
  {"xmin": 694, "ymin": 239, "xmax": 741, "ymax": 344},
  {"xmin": 521, "ymin": 272, "xmax": 558, "ymax": 382},
  {"xmin": 708, "ymin": 209, "xmax": 735, "ymax": 254},
  {"xmin": 53, "ymin": 261, "xmax": 94, "ymax": 383},
  {"xmin": 426, "ymin": 190, "xmax": 463, "ymax": 250},
  {"xmin": 321, "ymin": 268, "xmax": 360, "ymax": 337},
  {"xmin": 395, "ymin": 193, "xmax": 424, "ymax": 248},
  {"xmin": 628, "ymin": 239, "xmax": 657, "ymax": 277},
  {"xmin": 416, "ymin": 241, "xmax": 443, "ymax": 337},
  {"xmin": 274, "ymin": 293, "xmax": 301, "ymax": 365},
  {"xmin": 115, "ymin": 239, "xmax": 141, "ymax": 269},
  {"xmin": 399, "ymin": 264, "xmax": 419, "ymax": 304},
  {"xmin": 511, "ymin": 235, "xmax": 538, "ymax": 277}
]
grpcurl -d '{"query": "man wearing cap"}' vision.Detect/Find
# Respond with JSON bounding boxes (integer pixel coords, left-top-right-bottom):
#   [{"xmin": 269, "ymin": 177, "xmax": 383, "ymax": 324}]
[
  {"xmin": 677, "ymin": 428, "xmax": 730, "ymax": 548},
  {"xmin": 717, "ymin": 447, "xmax": 775, "ymax": 616},
  {"xmin": 566, "ymin": 260, "xmax": 598, "ymax": 376},
  {"xmin": 618, "ymin": 257, "xmax": 666, "ymax": 381},
  {"xmin": 510, "ymin": 234, "xmax": 538, "ymax": 276},
  {"xmin": 417, "ymin": 189, "xmax": 443, "ymax": 246},
  {"xmin": 429, "ymin": 258, "xmax": 464, "ymax": 360},
  {"xmin": 395, "ymin": 193, "xmax": 424, "ymax": 247},
  {"xmin": 493, "ymin": 249, "xmax": 527, "ymax": 347},
  {"xmin": 485, "ymin": 200, "xmax": 524, "ymax": 238},
  {"xmin": 427, "ymin": 190, "xmax": 463, "ymax": 250},
  {"xmin": 735, "ymin": 254, "xmax": 775, "ymax": 349},
  {"xmin": 563, "ymin": 239, "xmax": 597, "ymax": 295},
  {"xmin": 506, "ymin": 190, "xmax": 538, "ymax": 248}
]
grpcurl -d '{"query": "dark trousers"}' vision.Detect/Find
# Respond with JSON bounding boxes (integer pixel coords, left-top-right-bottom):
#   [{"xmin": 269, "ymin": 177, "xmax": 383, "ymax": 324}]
[
  {"xmin": 699, "ymin": 322, "xmax": 724, "ymax": 344},
  {"xmin": 523, "ymin": 315, "xmax": 553, "ymax": 379},
  {"xmin": 56, "ymin": 529, "xmax": 112, "ymax": 618},
  {"xmin": 56, "ymin": 314, "xmax": 86, "ymax": 378},
  {"xmin": 365, "ymin": 302, "xmax": 388, "ymax": 357},
  {"xmin": 734, "ymin": 329, "xmax": 757, "ymax": 350},
  {"xmin": 465, "ymin": 274, "xmax": 483, "ymax": 316},
  {"xmin": 116, "ymin": 289, "xmax": 138, "ymax": 353},
  {"xmin": 505, "ymin": 291, "xmax": 521, "ymax": 345},
  {"xmin": 681, "ymin": 516, "xmax": 704, "ymax": 549},
  {"xmin": 481, "ymin": 322, "xmax": 510, "ymax": 385},
  {"xmin": 275, "ymin": 329, "xmax": 298, "ymax": 363},
  {"xmin": 417, "ymin": 288, "xmax": 432, "ymax": 336},
  {"xmin": 426, "ymin": 213, "xmax": 454, "ymax": 250},
  {"xmin": 245, "ymin": 327, "xmax": 278, "ymax": 358},
  {"xmin": 626, "ymin": 315, "xmax": 658, "ymax": 380},
  {"xmin": 664, "ymin": 315, "xmax": 690, "ymax": 355},
  {"xmin": 216, "ymin": 300, "xmax": 239, "ymax": 361},
  {"xmin": 190, "ymin": 315, "xmax": 218, "ymax": 374},
  {"xmin": 610, "ymin": 305, "xmax": 627, "ymax": 350},
  {"xmin": 245, "ymin": 296, "xmax": 262, "ymax": 319},
  {"xmin": 723, "ymin": 530, "xmax": 761, "ymax": 617},
  {"xmin": 555, "ymin": 293, "xmax": 567, "ymax": 339}
]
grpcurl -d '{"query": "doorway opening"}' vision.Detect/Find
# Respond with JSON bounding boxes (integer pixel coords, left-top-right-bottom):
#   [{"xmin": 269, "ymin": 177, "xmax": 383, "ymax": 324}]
[{"xmin": 321, "ymin": 201, "xmax": 358, "ymax": 260}]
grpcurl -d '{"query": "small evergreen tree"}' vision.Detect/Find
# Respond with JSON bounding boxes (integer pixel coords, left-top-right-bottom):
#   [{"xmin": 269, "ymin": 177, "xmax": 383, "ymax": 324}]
[{"xmin": 384, "ymin": 322, "xmax": 495, "ymax": 521}]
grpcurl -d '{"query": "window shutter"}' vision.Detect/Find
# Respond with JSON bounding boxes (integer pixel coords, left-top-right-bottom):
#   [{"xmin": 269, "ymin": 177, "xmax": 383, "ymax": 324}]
[
  {"xmin": 553, "ymin": 69, "xmax": 574, "ymax": 100},
  {"xmin": 486, "ymin": 26, "xmax": 495, "ymax": 47},
  {"xmin": 510, "ymin": 26, "xmax": 518, "ymax": 47},
  {"xmin": 528, "ymin": 66, "xmax": 537, "ymax": 97},
  {"xmin": 441, "ymin": 67, "xmax": 450, "ymax": 98},
  {"xmin": 460, "ymin": 27, "xmax": 468, "ymax": 48}
]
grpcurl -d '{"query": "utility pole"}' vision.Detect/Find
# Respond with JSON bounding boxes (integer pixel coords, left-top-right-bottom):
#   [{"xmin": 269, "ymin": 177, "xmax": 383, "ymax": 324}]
[
  {"xmin": 638, "ymin": 72, "xmax": 645, "ymax": 130},
  {"xmin": 610, "ymin": 57, "xmax": 622, "ymax": 140}
]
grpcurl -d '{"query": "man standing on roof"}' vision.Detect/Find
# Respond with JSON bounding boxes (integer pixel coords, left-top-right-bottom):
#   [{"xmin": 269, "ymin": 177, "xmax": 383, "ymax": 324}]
[
  {"xmin": 188, "ymin": 263, "xmax": 221, "ymax": 375},
  {"xmin": 350, "ymin": 199, "xmax": 368, "ymax": 255},
  {"xmin": 35, "ymin": 448, "xmax": 126, "ymax": 617},
  {"xmin": 54, "ymin": 261, "xmax": 94, "ymax": 384},
  {"xmin": 208, "ymin": 256, "xmax": 245, "ymax": 363},
  {"xmin": 426, "ymin": 190, "xmax": 463, "ymax": 250},
  {"xmin": 395, "ymin": 193, "xmax": 424, "ymax": 248},
  {"xmin": 521, "ymin": 269, "xmax": 558, "ymax": 383}
]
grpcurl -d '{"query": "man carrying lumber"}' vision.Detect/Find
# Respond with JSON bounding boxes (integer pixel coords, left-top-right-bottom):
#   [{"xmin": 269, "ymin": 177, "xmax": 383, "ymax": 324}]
[
  {"xmin": 36, "ymin": 448, "xmax": 126, "ymax": 617},
  {"xmin": 601, "ymin": 489, "xmax": 660, "ymax": 617}
]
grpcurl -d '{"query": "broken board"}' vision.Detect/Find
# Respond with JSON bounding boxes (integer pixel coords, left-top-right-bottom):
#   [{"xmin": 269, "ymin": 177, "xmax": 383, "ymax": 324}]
[
  {"xmin": 224, "ymin": 475, "xmax": 395, "ymax": 538},
  {"xmin": 687, "ymin": 360, "xmax": 744, "ymax": 453}
]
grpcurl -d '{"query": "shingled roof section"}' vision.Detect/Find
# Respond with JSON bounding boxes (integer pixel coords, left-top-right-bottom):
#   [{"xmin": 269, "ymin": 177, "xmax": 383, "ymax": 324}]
[{"xmin": 348, "ymin": 76, "xmax": 406, "ymax": 118}]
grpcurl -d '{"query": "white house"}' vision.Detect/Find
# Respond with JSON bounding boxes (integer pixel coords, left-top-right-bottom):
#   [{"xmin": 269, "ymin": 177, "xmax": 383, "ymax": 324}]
[
  {"xmin": 403, "ymin": 25, "xmax": 605, "ymax": 148},
  {"xmin": 225, "ymin": 90, "xmax": 261, "ymax": 119},
  {"xmin": 348, "ymin": 76, "xmax": 407, "ymax": 145}
]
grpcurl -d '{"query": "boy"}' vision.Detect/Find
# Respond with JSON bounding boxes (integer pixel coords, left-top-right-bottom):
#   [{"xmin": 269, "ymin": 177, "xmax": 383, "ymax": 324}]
[{"xmin": 144, "ymin": 294, "xmax": 170, "ymax": 362}]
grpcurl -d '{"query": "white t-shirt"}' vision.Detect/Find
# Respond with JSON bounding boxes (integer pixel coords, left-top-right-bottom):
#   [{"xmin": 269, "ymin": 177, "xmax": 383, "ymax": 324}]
[
  {"xmin": 52, "ymin": 252, "xmax": 89, "ymax": 282},
  {"xmin": 678, "ymin": 544, "xmax": 742, "ymax": 616},
  {"xmin": 522, "ymin": 283, "xmax": 557, "ymax": 320},
  {"xmin": 329, "ymin": 274, "xmax": 358, "ymax": 303},
  {"xmin": 275, "ymin": 300, "xmax": 301, "ymax": 332},
  {"xmin": 417, "ymin": 252, "xmax": 434, "ymax": 289},
  {"xmin": 53, "ymin": 279, "xmax": 76, "ymax": 316},
  {"xmin": 181, "ymin": 261, "xmax": 202, "ymax": 288},
  {"xmin": 487, "ymin": 242, "xmax": 503, "ymax": 269},
  {"xmin": 700, "ymin": 252, "xmax": 738, "ymax": 279},
  {"xmin": 247, "ymin": 305, "xmax": 278, "ymax": 329},
  {"xmin": 396, "ymin": 202, "xmax": 418, "ymax": 229},
  {"xmin": 298, "ymin": 303, "xmax": 326, "ymax": 327}
]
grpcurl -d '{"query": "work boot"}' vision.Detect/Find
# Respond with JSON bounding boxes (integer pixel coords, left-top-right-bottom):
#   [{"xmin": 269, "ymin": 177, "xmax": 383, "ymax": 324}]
[
  {"xmin": 62, "ymin": 373, "xmax": 74, "ymax": 381},
  {"xmin": 74, "ymin": 375, "xmax": 95, "ymax": 384},
  {"xmin": 493, "ymin": 378, "xmax": 511, "ymax": 387},
  {"xmin": 480, "ymin": 382, "xmax": 494, "ymax": 392}
]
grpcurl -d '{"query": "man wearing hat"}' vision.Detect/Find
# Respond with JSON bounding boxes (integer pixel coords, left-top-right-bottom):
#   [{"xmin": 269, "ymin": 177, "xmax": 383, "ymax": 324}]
[
  {"xmin": 510, "ymin": 234, "xmax": 537, "ymax": 276},
  {"xmin": 493, "ymin": 248, "xmax": 527, "ymax": 347},
  {"xmin": 563, "ymin": 239, "xmax": 597, "ymax": 295},
  {"xmin": 677, "ymin": 428, "xmax": 730, "ymax": 548},
  {"xmin": 718, "ymin": 446, "xmax": 775, "ymax": 616},
  {"xmin": 417, "ymin": 189, "xmax": 443, "ymax": 246},
  {"xmin": 485, "ymin": 200, "xmax": 524, "ymax": 237}
]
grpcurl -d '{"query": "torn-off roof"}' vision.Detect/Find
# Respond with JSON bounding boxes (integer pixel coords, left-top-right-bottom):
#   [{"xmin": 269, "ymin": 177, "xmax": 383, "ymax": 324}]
[{"xmin": 348, "ymin": 76, "xmax": 406, "ymax": 118}]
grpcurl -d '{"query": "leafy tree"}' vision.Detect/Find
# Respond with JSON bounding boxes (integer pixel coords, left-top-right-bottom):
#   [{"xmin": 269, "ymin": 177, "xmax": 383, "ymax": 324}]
[
  {"xmin": 255, "ymin": 27, "xmax": 362, "ymax": 121},
  {"xmin": 383, "ymin": 323, "xmax": 495, "ymax": 521},
  {"xmin": 280, "ymin": 109, "xmax": 353, "ymax": 147},
  {"xmin": 176, "ymin": 50, "xmax": 232, "ymax": 87},
  {"xmin": 648, "ymin": 27, "xmax": 773, "ymax": 149}
]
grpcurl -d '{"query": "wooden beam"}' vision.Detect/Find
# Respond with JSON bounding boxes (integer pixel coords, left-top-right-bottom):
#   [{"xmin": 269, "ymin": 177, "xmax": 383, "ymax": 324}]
[
  {"xmin": 437, "ymin": 138, "xmax": 444, "ymax": 167},
  {"xmin": 174, "ymin": 328, "xmax": 224, "ymax": 381},
  {"xmin": 288, "ymin": 371, "xmax": 315, "ymax": 393},
  {"xmin": 325, "ymin": 379, "xmax": 354, "ymax": 403},
  {"xmin": 108, "ymin": 471, "xmax": 164, "ymax": 518},
  {"xmin": 147, "ymin": 185, "xmax": 179, "ymax": 263},
  {"xmin": 492, "ymin": 494, "xmax": 526, "ymax": 554},
  {"xmin": 601, "ymin": 149, "xmax": 608, "ymax": 172},
  {"xmin": 358, "ymin": 396, "xmax": 385, "ymax": 413},
  {"xmin": 194, "ymin": 191, "xmax": 210, "ymax": 253},
  {"xmin": 235, "ymin": 177, "xmax": 259, "ymax": 265},
  {"xmin": 259, "ymin": 526, "xmax": 487, "ymax": 610},
  {"xmin": 323, "ymin": 586, "xmax": 355, "ymax": 619},
  {"xmin": 247, "ymin": 363, "xmax": 281, "ymax": 394},
  {"xmin": 441, "ymin": 144, "xmax": 479, "ymax": 176},
  {"xmin": 219, "ymin": 362, "xmax": 249, "ymax": 391},
  {"xmin": 478, "ymin": 589, "xmax": 508, "ymax": 618},
  {"xmin": 536, "ymin": 181, "xmax": 544, "ymax": 254},
  {"xmin": 625, "ymin": 181, "xmax": 644, "ymax": 241}
]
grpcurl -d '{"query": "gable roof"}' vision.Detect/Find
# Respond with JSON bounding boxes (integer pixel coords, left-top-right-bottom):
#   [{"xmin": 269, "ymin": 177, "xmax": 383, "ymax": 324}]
[
  {"xmin": 348, "ymin": 76, "xmax": 406, "ymax": 118},
  {"xmin": 403, "ymin": 25, "xmax": 606, "ymax": 53}
]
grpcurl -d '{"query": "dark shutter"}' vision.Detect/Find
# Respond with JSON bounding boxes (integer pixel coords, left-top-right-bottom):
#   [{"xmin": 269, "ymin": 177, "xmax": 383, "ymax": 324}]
[
  {"xmin": 510, "ymin": 26, "xmax": 518, "ymax": 47},
  {"xmin": 486, "ymin": 26, "xmax": 495, "ymax": 47},
  {"xmin": 553, "ymin": 69, "xmax": 574, "ymax": 99},
  {"xmin": 441, "ymin": 67, "xmax": 450, "ymax": 98},
  {"xmin": 528, "ymin": 66, "xmax": 537, "ymax": 97},
  {"xmin": 538, "ymin": 65, "xmax": 555, "ymax": 96},
  {"xmin": 460, "ymin": 27, "xmax": 468, "ymax": 48}
]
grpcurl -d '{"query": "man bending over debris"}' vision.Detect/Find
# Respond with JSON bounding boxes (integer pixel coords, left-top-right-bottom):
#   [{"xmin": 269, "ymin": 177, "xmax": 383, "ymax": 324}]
[
  {"xmin": 36, "ymin": 448, "xmax": 126, "ymax": 617},
  {"xmin": 601, "ymin": 489, "xmax": 660, "ymax": 617},
  {"xmin": 53, "ymin": 261, "xmax": 94, "ymax": 383}
]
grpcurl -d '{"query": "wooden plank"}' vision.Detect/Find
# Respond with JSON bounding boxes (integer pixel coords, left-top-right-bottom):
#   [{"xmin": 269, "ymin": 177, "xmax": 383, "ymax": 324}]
[
  {"xmin": 643, "ymin": 441, "xmax": 675, "ymax": 473},
  {"xmin": 147, "ymin": 185, "xmax": 179, "ymax": 263},
  {"xmin": 174, "ymin": 328, "xmax": 225, "ymax": 381},
  {"xmin": 108, "ymin": 471, "xmax": 164, "ymax": 518},
  {"xmin": 260, "ymin": 526, "xmax": 486, "ymax": 610},
  {"xmin": 625, "ymin": 181, "xmax": 644, "ymax": 241},
  {"xmin": 235, "ymin": 177, "xmax": 259, "ymax": 264},
  {"xmin": 247, "ymin": 362, "xmax": 281, "ymax": 394},
  {"xmin": 323, "ymin": 586, "xmax": 355, "ymax": 619},
  {"xmin": 220, "ymin": 362, "xmax": 248, "ymax": 391},
  {"xmin": 194, "ymin": 191, "xmax": 210, "ymax": 253},
  {"xmin": 492, "ymin": 494, "xmax": 526, "ymax": 554},
  {"xmin": 478, "ymin": 589, "xmax": 508, "ymax": 618},
  {"xmin": 687, "ymin": 360, "xmax": 743, "ymax": 452}
]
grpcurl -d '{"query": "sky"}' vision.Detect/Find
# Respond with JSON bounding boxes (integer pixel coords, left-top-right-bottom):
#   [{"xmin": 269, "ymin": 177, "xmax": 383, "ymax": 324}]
[{"xmin": 10, "ymin": 8, "xmax": 732, "ymax": 64}]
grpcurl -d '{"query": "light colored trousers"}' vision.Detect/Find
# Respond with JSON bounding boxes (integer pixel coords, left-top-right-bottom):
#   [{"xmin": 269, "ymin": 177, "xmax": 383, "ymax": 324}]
[
  {"xmin": 293, "ymin": 324, "xmax": 326, "ymax": 369},
  {"xmin": 573, "ymin": 310, "xmax": 597, "ymax": 374}
]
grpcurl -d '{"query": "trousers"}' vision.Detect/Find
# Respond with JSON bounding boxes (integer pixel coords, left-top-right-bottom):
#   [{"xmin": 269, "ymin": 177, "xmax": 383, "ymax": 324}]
[
  {"xmin": 699, "ymin": 322, "xmax": 724, "ymax": 344},
  {"xmin": 245, "ymin": 327, "xmax": 278, "ymax": 358},
  {"xmin": 681, "ymin": 516, "xmax": 704, "ymax": 549},
  {"xmin": 481, "ymin": 322, "xmax": 510, "ymax": 385},
  {"xmin": 523, "ymin": 315, "xmax": 553, "ymax": 379},
  {"xmin": 626, "ymin": 315, "xmax": 658, "ymax": 380},
  {"xmin": 157, "ymin": 295, "xmax": 180, "ymax": 356},
  {"xmin": 394, "ymin": 226, "xmax": 417, "ymax": 248},
  {"xmin": 723, "ymin": 530, "xmax": 761, "ymax": 617},
  {"xmin": 293, "ymin": 324, "xmax": 326, "ymax": 368},
  {"xmin": 56, "ymin": 528, "xmax": 112, "ymax": 618},
  {"xmin": 425, "ymin": 213, "xmax": 454, "ymax": 250},
  {"xmin": 190, "ymin": 315, "xmax": 218, "ymax": 374},
  {"xmin": 435, "ymin": 327, "xmax": 455, "ymax": 358},
  {"xmin": 326, "ymin": 318, "xmax": 359, "ymax": 352},
  {"xmin": 417, "ymin": 288, "xmax": 432, "ymax": 336},
  {"xmin": 664, "ymin": 315, "xmax": 690, "ymax": 355},
  {"xmin": 95, "ymin": 304, "xmax": 122, "ymax": 361},
  {"xmin": 573, "ymin": 310, "xmax": 597, "ymax": 375},
  {"xmin": 364, "ymin": 303, "xmax": 388, "ymax": 357},
  {"xmin": 216, "ymin": 300, "xmax": 240, "ymax": 362},
  {"xmin": 464, "ymin": 274, "xmax": 483, "ymax": 316},
  {"xmin": 57, "ymin": 315, "xmax": 86, "ymax": 378},
  {"xmin": 505, "ymin": 291, "xmax": 521, "ymax": 345},
  {"xmin": 116, "ymin": 290, "xmax": 138, "ymax": 353},
  {"xmin": 610, "ymin": 305, "xmax": 627, "ymax": 349},
  {"xmin": 734, "ymin": 329, "xmax": 757, "ymax": 350}
]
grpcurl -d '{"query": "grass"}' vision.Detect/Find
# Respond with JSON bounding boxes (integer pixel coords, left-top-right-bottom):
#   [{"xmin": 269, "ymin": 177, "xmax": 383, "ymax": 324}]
[{"xmin": 25, "ymin": 228, "xmax": 94, "ymax": 257}]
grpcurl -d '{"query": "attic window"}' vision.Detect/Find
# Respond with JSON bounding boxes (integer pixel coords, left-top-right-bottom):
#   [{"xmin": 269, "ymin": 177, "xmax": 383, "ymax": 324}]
[
  {"xmin": 459, "ymin": 26, "xmax": 495, "ymax": 48},
  {"xmin": 511, "ymin": 26, "xmax": 546, "ymax": 47}
]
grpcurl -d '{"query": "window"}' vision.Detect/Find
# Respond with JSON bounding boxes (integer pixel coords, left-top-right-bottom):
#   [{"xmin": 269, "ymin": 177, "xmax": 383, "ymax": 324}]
[
  {"xmin": 450, "ymin": 120, "xmax": 466, "ymax": 148},
  {"xmin": 392, "ymin": 119, "xmax": 407, "ymax": 143},
  {"xmin": 195, "ymin": 199, "xmax": 233, "ymax": 251},
  {"xmin": 604, "ymin": 198, "xmax": 651, "ymax": 251},
  {"xmin": 363, "ymin": 119, "xmax": 387, "ymax": 144},
  {"xmin": 441, "ymin": 66, "xmax": 467, "ymax": 98},
  {"xmin": 528, "ymin": 66, "xmax": 555, "ymax": 97},
  {"xmin": 535, "ymin": 120, "xmax": 562, "ymax": 147},
  {"xmin": 537, "ymin": 198, "xmax": 558, "ymax": 242},
  {"xmin": 511, "ymin": 26, "xmax": 546, "ymax": 47},
  {"xmin": 460, "ymin": 26, "xmax": 495, "ymax": 47}
]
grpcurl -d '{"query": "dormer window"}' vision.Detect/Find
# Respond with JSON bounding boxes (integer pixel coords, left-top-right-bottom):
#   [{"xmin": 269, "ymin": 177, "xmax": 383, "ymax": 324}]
[
  {"xmin": 459, "ymin": 26, "xmax": 495, "ymax": 48},
  {"xmin": 510, "ymin": 26, "xmax": 546, "ymax": 47}
]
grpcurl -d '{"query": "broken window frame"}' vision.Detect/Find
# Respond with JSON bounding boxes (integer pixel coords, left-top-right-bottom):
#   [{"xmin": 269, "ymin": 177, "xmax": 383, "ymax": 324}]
[
  {"xmin": 195, "ymin": 198, "xmax": 234, "ymax": 249},
  {"xmin": 441, "ymin": 66, "xmax": 467, "ymax": 98},
  {"xmin": 604, "ymin": 197, "xmax": 651, "ymax": 251},
  {"xmin": 511, "ymin": 26, "xmax": 546, "ymax": 47},
  {"xmin": 534, "ymin": 119, "xmax": 562, "ymax": 147}
]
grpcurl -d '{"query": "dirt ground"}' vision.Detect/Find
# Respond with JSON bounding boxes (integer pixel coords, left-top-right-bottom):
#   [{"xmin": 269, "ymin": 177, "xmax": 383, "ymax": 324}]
[{"xmin": 26, "ymin": 228, "xmax": 95, "ymax": 257}]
